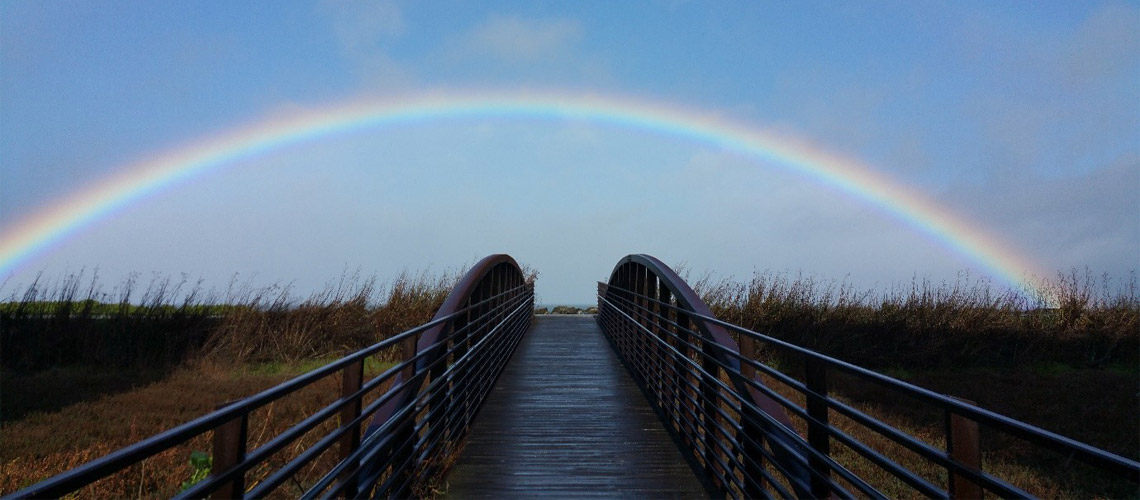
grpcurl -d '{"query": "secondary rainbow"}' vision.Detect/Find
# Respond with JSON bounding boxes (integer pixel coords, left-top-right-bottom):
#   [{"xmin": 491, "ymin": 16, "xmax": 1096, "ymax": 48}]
[{"xmin": 0, "ymin": 91, "xmax": 1046, "ymax": 291}]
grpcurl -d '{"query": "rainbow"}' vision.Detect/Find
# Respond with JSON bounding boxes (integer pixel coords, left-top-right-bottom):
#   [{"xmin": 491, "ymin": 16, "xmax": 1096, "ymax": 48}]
[{"xmin": 0, "ymin": 90, "xmax": 1046, "ymax": 292}]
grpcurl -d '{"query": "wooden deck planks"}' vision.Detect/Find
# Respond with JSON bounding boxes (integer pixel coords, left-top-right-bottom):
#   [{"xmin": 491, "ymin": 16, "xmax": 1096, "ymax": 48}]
[{"xmin": 442, "ymin": 315, "xmax": 709, "ymax": 499}]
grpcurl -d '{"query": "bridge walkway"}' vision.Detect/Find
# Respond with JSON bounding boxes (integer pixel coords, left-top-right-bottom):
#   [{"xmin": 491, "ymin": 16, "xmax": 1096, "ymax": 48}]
[{"xmin": 442, "ymin": 315, "xmax": 709, "ymax": 498}]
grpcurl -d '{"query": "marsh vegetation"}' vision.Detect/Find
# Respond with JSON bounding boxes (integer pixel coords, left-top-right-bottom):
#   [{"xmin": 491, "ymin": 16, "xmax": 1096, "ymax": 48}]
[
  {"xmin": 1, "ymin": 267, "xmax": 1135, "ymax": 497},
  {"xmin": 688, "ymin": 268, "xmax": 1138, "ymax": 498}
]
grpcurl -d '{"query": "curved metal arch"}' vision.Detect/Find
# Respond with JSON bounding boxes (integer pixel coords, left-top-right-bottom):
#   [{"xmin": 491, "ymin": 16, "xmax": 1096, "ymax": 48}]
[
  {"xmin": 416, "ymin": 254, "xmax": 527, "ymax": 360},
  {"xmin": 607, "ymin": 254, "xmax": 733, "ymax": 361},
  {"xmin": 602, "ymin": 254, "xmax": 811, "ymax": 497},
  {"xmin": 370, "ymin": 254, "xmax": 529, "ymax": 424}
]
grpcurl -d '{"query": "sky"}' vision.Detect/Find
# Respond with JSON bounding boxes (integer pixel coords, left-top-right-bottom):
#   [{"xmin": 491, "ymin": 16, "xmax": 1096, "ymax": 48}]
[{"xmin": 1, "ymin": 1, "xmax": 1137, "ymax": 305}]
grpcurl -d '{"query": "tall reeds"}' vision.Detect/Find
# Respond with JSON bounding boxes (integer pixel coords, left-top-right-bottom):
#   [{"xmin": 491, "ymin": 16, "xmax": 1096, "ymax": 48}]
[
  {"xmin": 0, "ymin": 268, "xmax": 460, "ymax": 372},
  {"xmin": 691, "ymin": 268, "xmax": 1139, "ymax": 370}
]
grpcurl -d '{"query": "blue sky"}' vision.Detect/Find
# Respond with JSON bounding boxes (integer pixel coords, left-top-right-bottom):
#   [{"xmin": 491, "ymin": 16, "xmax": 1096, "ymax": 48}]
[{"xmin": 2, "ymin": 1, "xmax": 1137, "ymax": 304}]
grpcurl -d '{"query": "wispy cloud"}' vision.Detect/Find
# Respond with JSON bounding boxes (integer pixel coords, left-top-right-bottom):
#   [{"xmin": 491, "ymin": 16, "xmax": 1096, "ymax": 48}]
[
  {"xmin": 945, "ymin": 153, "xmax": 1139, "ymax": 274},
  {"xmin": 1059, "ymin": 2, "xmax": 1139, "ymax": 89},
  {"xmin": 461, "ymin": 15, "xmax": 582, "ymax": 61},
  {"xmin": 427, "ymin": 14, "xmax": 610, "ymax": 87},
  {"xmin": 318, "ymin": 0, "xmax": 414, "ymax": 88},
  {"xmin": 955, "ymin": 2, "xmax": 1140, "ymax": 179}
]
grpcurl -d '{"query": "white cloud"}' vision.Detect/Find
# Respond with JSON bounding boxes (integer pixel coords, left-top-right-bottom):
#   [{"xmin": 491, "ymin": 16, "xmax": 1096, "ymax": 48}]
[
  {"xmin": 957, "ymin": 2, "xmax": 1140, "ymax": 180},
  {"xmin": 944, "ymin": 154, "xmax": 1140, "ymax": 275},
  {"xmin": 318, "ymin": 0, "xmax": 413, "ymax": 88},
  {"xmin": 462, "ymin": 15, "xmax": 582, "ymax": 62},
  {"xmin": 1061, "ymin": 2, "xmax": 1139, "ymax": 89},
  {"xmin": 321, "ymin": 0, "xmax": 405, "ymax": 47},
  {"xmin": 423, "ymin": 14, "xmax": 611, "ymax": 87}
]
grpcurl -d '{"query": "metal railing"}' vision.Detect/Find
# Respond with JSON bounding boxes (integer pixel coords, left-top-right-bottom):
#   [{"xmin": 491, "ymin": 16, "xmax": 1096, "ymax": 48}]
[
  {"xmin": 6, "ymin": 254, "xmax": 533, "ymax": 499},
  {"xmin": 597, "ymin": 254, "xmax": 1140, "ymax": 499}
]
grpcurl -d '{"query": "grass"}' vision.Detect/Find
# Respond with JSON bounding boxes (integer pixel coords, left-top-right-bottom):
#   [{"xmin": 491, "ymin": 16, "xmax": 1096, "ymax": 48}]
[
  {"xmin": 683, "ymin": 267, "xmax": 1139, "ymax": 498},
  {"xmin": 0, "ymin": 360, "xmax": 395, "ymax": 498},
  {"xmin": 690, "ymin": 267, "xmax": 1138, "ymax": 370},
  {"xmin": 3, "ymin": 265, "xmax": 1135, "ymax": 497},
  {"xmin": 1, "ymin": 268, "xmax": 459, "ymax": 372},
  {"xmin": 0, "ymin": 268, "xmax": 459, "ymax": 498}
]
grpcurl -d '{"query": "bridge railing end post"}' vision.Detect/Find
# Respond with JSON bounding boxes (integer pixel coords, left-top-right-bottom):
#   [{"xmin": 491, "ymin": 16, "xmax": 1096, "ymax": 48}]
[
  {"xmin": 210, "ymin": 402, "xmax": 249, "ymax": 500},
  {"xmin": 946, "ymin": 399, "xmax": 983, "ymax": 499}
]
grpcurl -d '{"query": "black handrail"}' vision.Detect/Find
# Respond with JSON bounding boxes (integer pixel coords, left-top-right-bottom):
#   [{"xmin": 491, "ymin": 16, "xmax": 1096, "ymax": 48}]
[
  {"xmin": 597, "ymin": 254, "xmax": 1140, "ymax": 500},
  {"xmin": 5, "ymin": 254, "xmax": 533, "ymax": 500}
]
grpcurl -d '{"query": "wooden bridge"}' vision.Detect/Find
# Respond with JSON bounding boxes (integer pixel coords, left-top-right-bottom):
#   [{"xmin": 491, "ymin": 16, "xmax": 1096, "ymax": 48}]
[{"xmin": 7, "ymin": 254, "xmax": 1138, "ymax": 499}]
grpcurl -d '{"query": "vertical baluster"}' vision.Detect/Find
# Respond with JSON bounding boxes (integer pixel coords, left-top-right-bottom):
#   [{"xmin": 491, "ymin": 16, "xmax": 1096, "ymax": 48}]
[
  {"xmin": 468, "ymin": 280, "xmax": 486, "ymax": 426},
  {"xmin": 738, "ymin": 335, "xmax": 766, "ymax": 497},
  {"xmin": 493, "ymin": 265, "xmax": 503, "ymax": 329},
  {"xmin": 338, "ymin": 359, "xmax": 364, "ymax": 498},
  {"xmin": 451, "ymin": 298, "xmax": 471, "ymax": 444},
  {"xmin": 622, "ymin": 264, "xmax": 633, "ymax": 360},
  {"xmin": 390, "ymin": 334, "xmax": 419, "ymax": 496},
  {"xmin": 425, "ymin": 322, "xmax": 448, "ymax": 463},
  {"xmin": 699, "ymin": 322, "xmax": 724, "ymax": 489},
  {"xmin": 676, "ymin": 310, "xmax": 696, "ymax": 457},
  {"xmin": 658, "ymin": 286, "xmax": 675, "ymax": 421},
  {"xmin": 804, "ymin": 356, "xmax": 831, "ymax": 497},
  {"xmin": 618, "ymin": 264, "xmax": 631, "ymax": 360},
  {"xmin": 633, "ymin": 265, "xmax": 648, "ymax": 382},
  {"xmin": 645, "ymin": 275, "xmax": 660, "ymax": 405}
]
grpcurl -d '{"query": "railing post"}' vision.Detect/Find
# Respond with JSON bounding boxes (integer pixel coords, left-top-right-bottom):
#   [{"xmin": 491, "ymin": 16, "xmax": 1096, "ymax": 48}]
[
  {"xmin": 447, "ymin": 307, "xmax": 469, "ymax": 452},
  {"xmin": 464, "ymin": 286, "xmax": 485, "ymax": 429},
  {"xmin": 389, "ymin": 334, "xmax": 419, "ymax": 496},
  {"xmin": 738, "ymin": 335, "xmax": 767, "ymax": 497},
  {"xmin": 947, "ymin": 400, "xmax": 983, "ymax": 499},
  {"xmin": 804, "ymin": 356, "xmax": 831, "ymax": 498},
  {"xmin": 655, "ymin": 284, "xmax": 671, "ymax": 410},
  {"xmin": 632, "ymin": 265, "xmax": 648, "ymax": 383},
  {"xmin": 337, "ymin": 359, "xmax": 364, "ymax": 498},
  {"xmin": 424, "ymin": 329, "xmax": 448, "ymax": 462},
  {"xmin": 210, "ymin": 403, "xmax": 249, "ymax": 500},
  {"xmin": 647, "ymin": 272, "xmax": 656, "ymax": 400},
  {"xmin": 699, "ymin": 322, "xmax": 725, "ymax": 489},
  {"xmin": 620, "ymin": 264, "xmax": 638, "ymax": 362},
  {"xmin": 675, "ymin": 310, "xmax": 696, "ymax": 455}
]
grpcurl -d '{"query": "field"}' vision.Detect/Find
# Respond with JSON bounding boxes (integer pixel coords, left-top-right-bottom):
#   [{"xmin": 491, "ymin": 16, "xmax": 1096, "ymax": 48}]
[
  {"xmin": 1, "ymin": 267, "xmax": 1137, "ymax": 498},
  {"xmin": 1, "ymin": 270, "xmax": 455, "ymax": 497},
  {"xmin": 689, "ymin": 268, "xmax": 1138, "ymax": 498}
]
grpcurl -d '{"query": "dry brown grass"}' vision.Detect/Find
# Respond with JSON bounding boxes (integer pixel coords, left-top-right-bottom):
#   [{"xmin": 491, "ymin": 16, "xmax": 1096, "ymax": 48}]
[
  {"xmin": 0, "ymin": 267, "xmax": 461, "ymax": 498},
  {"xmin": 1, "ymin": 366, "xmax": 286, "ymax": 497},
  {"xmin": 737, "ymin": 365, "xmax": 1139, "ymax": 499},
  {"xmin": 1, "ymin": 268, "xmax": 460, "ymax": 373},
  {"xmin": 0, "ymin": 356, "xmax": 402, "ymax": 498},
  {"xmin": 202, "ymin": 269, "xmax": 457, "ymax": 364},
  {"xmin": 692, "ymin": 268, "xmax": 1138, "ymax": 370},
  {"xmin": 683, "ymin": 268, "xmax": 1139, "ymax": 498}
]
